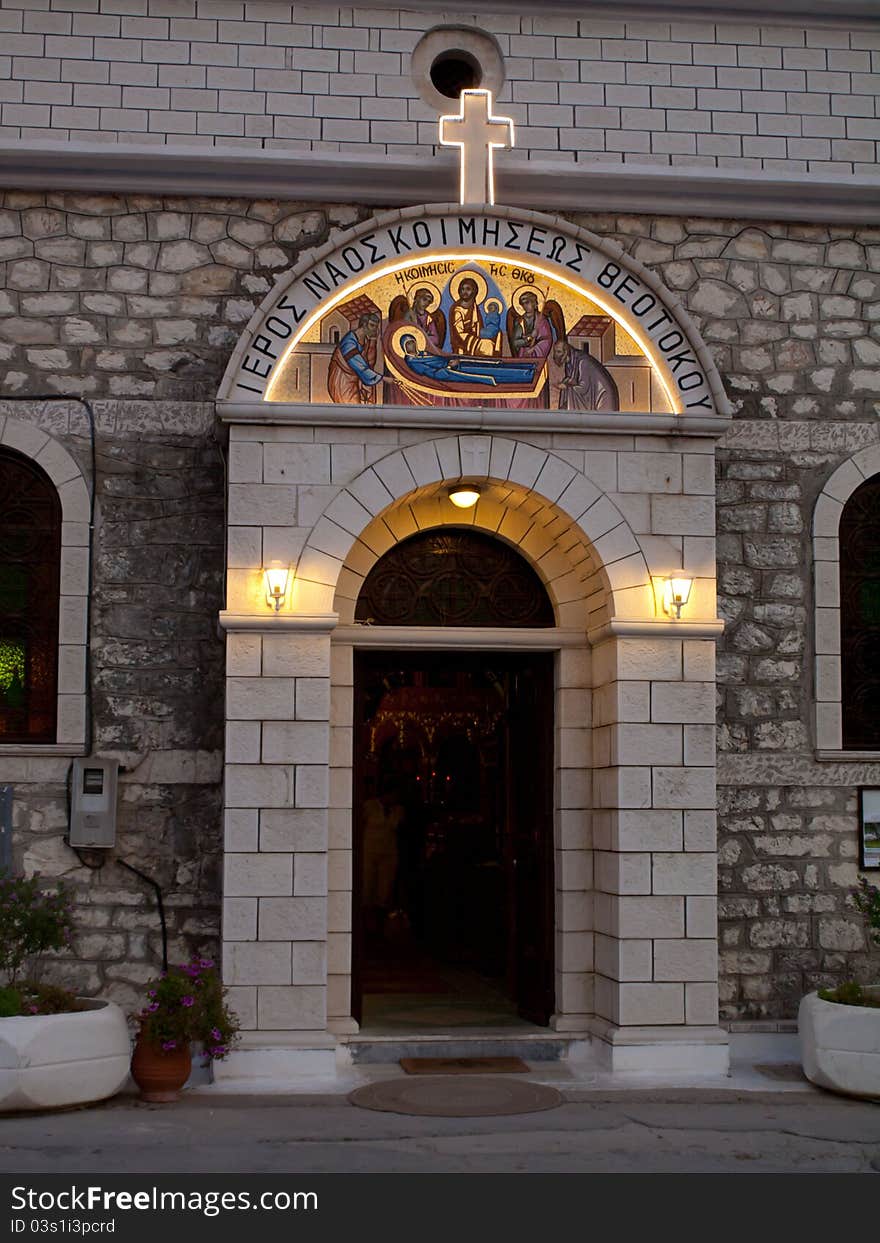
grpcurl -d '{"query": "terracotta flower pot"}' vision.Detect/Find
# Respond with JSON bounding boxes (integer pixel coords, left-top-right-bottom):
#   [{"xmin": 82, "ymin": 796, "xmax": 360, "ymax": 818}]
[{"xmin": 130, "ymin": 1034, "xmax": 192, "ymax": 1103}]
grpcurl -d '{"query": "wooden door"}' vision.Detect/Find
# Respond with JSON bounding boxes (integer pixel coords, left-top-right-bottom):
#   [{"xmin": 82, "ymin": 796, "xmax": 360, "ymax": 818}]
[
  {"xmin": 508, "ymin": 653, "xmax": 555, "ymax": 1026},
  {"xmin": 351, "ymin": 653, "xmax": 366, "ymax": 1028},
  {"xmin": 352, "ymin": 649, "xmax": 556, "ymax": 1028}
]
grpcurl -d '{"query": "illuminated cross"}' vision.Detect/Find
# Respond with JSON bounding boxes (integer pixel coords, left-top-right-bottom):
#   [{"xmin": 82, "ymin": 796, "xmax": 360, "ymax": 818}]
[{"xmin": 439, "ymin": 89, "xmax": 515, "ymax": 207}]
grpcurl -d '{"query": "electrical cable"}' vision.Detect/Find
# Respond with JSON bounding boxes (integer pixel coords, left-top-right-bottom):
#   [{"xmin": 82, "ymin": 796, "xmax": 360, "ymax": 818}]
[
  {"xmin": 212, "ymin": 418, "xmax": 228, "ymax": 628},
  {"xmin": 115, "ymin": 858, "xmax": 169, "ymax": 974}
]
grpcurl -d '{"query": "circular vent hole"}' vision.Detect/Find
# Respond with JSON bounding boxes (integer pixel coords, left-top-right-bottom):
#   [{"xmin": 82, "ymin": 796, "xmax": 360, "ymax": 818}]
[{"xmin": 429, "ymin": 50, "xmax": 482, "ymax": 99}]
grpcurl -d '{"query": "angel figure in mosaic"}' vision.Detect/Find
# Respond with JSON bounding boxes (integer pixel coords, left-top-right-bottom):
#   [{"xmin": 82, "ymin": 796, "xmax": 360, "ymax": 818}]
[
  {"xmin": 387, "ymin": 284, "xmax": 447, "ymax": 352},
  {"xmin": 506, "ymin": 288, "xmax": 566, "ymax": 360}
]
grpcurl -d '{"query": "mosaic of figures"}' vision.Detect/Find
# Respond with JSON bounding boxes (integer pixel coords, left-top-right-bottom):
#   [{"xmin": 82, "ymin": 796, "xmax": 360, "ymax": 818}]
[{"xmin": 268, "ymin": 259, "xmax": 673, "ymax": 413}]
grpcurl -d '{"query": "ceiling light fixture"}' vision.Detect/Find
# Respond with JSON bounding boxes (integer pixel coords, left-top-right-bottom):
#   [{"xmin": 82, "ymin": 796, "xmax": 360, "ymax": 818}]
[{"xmin": 448, "ymin": 485, "xmax": 482, "ymax": 509}]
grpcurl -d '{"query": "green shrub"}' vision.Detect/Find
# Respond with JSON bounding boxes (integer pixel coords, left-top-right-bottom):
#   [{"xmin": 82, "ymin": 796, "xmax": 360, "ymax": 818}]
[
  {"xmin": 0, "ymin": 980, "xmax": 82, "ymax": 1016},
  {"xmin": 853, "ymin": 877, "xmax": 880, "ymax": 949},
  {"xmin": 818, "ymin": 981, "xmax": 880, "ymax": 1008},
  {"xmin": 0, "ymin": 870, "xmax": 75, "ymax": 986},
  {"xmin": 0, "ymin": 986, "xmax": 22, "ymax": 1017}
]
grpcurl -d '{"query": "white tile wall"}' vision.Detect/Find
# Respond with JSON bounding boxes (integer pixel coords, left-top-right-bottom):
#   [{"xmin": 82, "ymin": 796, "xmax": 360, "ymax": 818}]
[{"xmin": 0, "ymin": 2, "xmax": 876, "ymax": 176}]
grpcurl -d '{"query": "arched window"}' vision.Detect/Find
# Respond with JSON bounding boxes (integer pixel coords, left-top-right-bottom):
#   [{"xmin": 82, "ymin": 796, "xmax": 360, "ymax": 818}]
[
  {"xmin": 0, "ymin": 448, "xmax": 62, "ymax": 743},
  {"xmin": 840, "ymin": 475, "xmax": 880, "ymax": 750},
  {"xmin": 355, "ymin": 529, "xmax": 554, "ymax": 627}
]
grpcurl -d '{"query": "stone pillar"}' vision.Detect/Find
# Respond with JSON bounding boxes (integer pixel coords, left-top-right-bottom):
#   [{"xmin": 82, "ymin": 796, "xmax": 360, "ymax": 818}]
[
  {"xmin": 589, "ymin": 625, "xmax": 729, "ymax": 1072},
  {"xmin": 551, "ymin": 644, "xmax": 594, "ymax": 1033},
  {"xmin": 218, "ymin": 621, "xmax": 336, "ymax": 1079},
  {"xmin": 327, "ymin": 641, "xmax": 355, "ymax": 1033}
]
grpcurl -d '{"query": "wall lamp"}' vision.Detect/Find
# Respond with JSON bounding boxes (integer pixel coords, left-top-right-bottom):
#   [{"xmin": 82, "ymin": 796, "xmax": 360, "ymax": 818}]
[
  {"xmin": 448, "ymin": 484, "xmax": 482, "ymax": 509},
  {"xmin": 661, "ymin": 575, "xmax": 694, "ymax": 619},
  {"xmin": 264, "ymin": 563, "xmax": 291, "ymax": 612}
]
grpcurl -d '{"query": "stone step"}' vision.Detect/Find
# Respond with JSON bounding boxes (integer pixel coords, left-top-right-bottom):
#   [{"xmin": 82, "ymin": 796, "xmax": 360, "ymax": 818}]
[{"xmin": 345, "ymin": 1035, "xmax": 572, "ymax": 1064}]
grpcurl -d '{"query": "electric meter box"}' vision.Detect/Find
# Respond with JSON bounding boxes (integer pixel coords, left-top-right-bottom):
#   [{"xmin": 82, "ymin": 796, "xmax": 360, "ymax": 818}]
[{"xmin": 69, "ymin": 758, "xmax": 119, "ymax": 848}]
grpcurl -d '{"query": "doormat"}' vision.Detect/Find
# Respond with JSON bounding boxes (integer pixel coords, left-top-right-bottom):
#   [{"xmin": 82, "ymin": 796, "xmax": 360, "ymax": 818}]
[
  {"xmin": 349, "ymin": 1076, "xmax": 562, "ymax": 1117},
  {"xmin": 400, "ymin": 1056, "xmax": 529, "ymax": 1075}
]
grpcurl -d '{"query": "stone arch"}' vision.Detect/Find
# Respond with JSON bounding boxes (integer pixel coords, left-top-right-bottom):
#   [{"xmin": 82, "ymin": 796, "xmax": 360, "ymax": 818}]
[
  {"xmin": 292, "ymin": 434, "xmax": 654, "ymax": 626},
  {"xmin": 218, "ymin": 203, "xmax": 730, "ymax": 419},
  {"xmin": 813, "ymin": 443, "xmax": 880, "ymax": 753},
  {"xmin": 0, "ymin": 416, "xmax": 91, "ymax": 750},
  {"xmin": 335, "ymin": 483, "xmax": 594, "ymax": 629}
]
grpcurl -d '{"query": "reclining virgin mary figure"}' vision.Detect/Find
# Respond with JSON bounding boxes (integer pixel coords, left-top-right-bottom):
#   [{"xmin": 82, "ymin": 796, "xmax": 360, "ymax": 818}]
[{"xmin": 399, "ymin": 334, "xmax": 537, "ymax": 388}]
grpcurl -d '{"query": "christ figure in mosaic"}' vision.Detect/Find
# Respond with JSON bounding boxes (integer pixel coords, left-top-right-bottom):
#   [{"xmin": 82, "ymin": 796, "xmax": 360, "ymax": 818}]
[{"xmin": 449, "ymin": 276, "xmax": 495, "ymax": 356}]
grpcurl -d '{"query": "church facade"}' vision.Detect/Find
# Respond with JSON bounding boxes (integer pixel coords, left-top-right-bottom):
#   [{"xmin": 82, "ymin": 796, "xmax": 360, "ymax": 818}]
[{"xmin": 1, "ymin": 0, "xmax": 879, "ymax": 1078}]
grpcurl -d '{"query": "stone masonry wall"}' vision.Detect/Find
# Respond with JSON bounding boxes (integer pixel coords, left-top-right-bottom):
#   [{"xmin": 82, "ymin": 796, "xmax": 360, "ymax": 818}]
[
  {"xmin": 2, "ymin": 188, "xmax": 880, "ymax": 1016},
  {"xmin": 0, "ymin": 2, "xmax": 878, "ymax": 178},
  {"xmin": 1, "ymin": 389, "xmax": 226, "ymax": 1007}
]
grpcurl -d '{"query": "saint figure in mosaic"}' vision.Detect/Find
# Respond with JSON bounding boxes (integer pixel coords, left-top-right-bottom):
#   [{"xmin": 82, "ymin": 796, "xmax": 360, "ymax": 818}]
[
  {"xmin": 552, "ymin": 339, "xmax": 619, "ymax": 412},
  {"xmin": 327, "ymin": 311, "xmax": 382, "ymax": 404}
]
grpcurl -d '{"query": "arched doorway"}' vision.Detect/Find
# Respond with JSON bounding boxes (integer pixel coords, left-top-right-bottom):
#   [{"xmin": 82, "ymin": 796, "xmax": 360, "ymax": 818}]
[
  {"xmin": 352, "ymin": 529, "xmax": 556, "ymax": 1030},
  {"xmin": 215, "ymin": 203, "xmax": 730, "ymax": 1077}
]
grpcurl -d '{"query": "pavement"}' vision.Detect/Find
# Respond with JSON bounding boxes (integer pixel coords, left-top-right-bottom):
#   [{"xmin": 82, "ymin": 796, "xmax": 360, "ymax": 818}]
[{"xmin": 2, "ymin": 1048, "xmax": 879, "ymax": 1174}]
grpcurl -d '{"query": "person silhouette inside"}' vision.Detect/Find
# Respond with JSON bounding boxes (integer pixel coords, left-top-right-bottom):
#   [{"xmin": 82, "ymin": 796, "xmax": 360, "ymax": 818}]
[{"xmin": 362, "ymin": 781, "xmax": 404, "ymax": 937}]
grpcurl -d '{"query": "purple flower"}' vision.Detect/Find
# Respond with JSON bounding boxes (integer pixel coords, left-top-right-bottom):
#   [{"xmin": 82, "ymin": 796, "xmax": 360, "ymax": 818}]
[
  {"xmin": 147, "ymin": 1002, "xmax": 159, "ymax": 1013},
  {"xmin": 161, "ymin": 1040, "xmax": 177, "ymax": 1051},
  {"xmin": 208, "ymin": 1046, "xmax": 226, "ymax": 1058},
  {"xmin": 199, "ymin": 959, "xmax": 214, "ymax": 969},
  {"xmin": 210, "ymin": 1028, "xmax": 222, "ymax": 1041},
  {"xmin": 181, "ymin": 995, "xmax": 194, "ymax": 1007},
  {"xmin": 147, "ymin": 990, "xmax": 156, "ymax": 999}
]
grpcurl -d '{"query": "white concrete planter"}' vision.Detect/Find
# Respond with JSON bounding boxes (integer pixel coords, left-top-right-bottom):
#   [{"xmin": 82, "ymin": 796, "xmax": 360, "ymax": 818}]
[
  {"xmin": 0, "ymin": 999, "xmax": 131, "ymax": 1112},
  {"xmin": 799, "ymin": 988, "xmax": 880, "ymax": 1101}
]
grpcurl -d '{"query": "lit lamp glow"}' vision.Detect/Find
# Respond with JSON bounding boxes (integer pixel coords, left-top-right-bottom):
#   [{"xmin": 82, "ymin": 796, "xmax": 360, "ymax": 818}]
[
  {"xmin": 448, "ymin": 485, "xmax": 482, "ymax": 509},
  {"xmin": 264, "ymin": 563, "xmax": 291, "ymax": 612},
  {"xmin": 662, "ymin": 575, "xmax": 694, "ymax": 619}
]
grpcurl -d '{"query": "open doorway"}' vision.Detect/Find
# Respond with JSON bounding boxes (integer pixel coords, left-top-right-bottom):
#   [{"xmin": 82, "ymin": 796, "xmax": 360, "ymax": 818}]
[{"xmin": 352, "ymin": 649, "xmax": 555, "ymax": 1031}]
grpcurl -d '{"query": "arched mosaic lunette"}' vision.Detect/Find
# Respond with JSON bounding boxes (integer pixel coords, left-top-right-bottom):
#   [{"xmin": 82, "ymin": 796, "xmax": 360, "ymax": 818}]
[
  {"xmin": 814, "ymin": 443, "xmax": 880, "ymax": 753},
  {"xmin": 0, "ymin": 416, "xmax": 91, "ymax": 750},
  {"xmin": 218, "ymin": 203, "xmax": 731, "ymax": 420}
]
